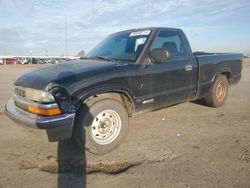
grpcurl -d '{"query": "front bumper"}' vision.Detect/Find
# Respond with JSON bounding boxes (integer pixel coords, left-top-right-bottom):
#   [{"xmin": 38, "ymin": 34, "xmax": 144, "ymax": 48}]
[{"xmin": 5, "ymin": 99, "xmax": 75, "ymax": 142}]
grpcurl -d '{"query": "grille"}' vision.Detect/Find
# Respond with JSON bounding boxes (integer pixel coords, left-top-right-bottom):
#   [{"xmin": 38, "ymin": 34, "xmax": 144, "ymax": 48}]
[{"xmin": 14, "ymin": 87, "xmax": 26, "ymax": 98}]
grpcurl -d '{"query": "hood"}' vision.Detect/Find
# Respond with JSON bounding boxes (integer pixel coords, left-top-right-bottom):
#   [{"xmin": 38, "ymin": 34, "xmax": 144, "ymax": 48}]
[{"xmin": 14, "ymin": 59, "xmax": 127, "ymax": 90}]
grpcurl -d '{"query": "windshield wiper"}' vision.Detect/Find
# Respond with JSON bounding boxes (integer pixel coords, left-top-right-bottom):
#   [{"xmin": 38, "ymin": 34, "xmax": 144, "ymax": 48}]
[{"xmin": 85, "ymin": 56, "xmax": 114, "ymax": 61}]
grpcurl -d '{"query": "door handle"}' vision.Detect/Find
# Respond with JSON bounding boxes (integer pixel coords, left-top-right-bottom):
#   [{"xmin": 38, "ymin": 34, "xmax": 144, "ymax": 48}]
[{"xmin": 185, "ymin": 65, "xmax": 192, "ymax": 71}]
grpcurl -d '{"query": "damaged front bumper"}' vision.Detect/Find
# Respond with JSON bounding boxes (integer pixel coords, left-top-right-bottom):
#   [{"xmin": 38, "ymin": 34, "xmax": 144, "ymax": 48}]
[{"xmin": 5, "ymin": 99, "xmax": 75, "ymax": 142}]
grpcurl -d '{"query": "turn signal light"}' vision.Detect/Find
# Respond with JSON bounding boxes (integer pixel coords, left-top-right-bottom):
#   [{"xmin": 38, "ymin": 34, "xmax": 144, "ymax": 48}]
[{"xmin": 28, "ymin": 106, "xmax": 61, "ymax": 116}]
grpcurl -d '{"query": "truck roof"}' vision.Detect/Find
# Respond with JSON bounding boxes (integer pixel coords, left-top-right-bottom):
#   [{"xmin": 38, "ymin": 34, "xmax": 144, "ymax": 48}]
[{"xmin": 112, "ymin": 27, "xmax": 183, "ymax": 35}]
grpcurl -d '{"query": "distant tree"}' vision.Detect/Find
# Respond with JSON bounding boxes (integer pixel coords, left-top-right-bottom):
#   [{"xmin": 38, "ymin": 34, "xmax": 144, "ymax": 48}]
[{"xmin": 77, "ymin": 50, "xmax": 85, "ymax": 58}]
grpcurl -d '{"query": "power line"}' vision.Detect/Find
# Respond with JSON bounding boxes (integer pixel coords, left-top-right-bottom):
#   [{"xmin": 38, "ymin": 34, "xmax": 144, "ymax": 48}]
[{"xmin": 65, "ymin": 16, "xmax": 68, "ymax": 57}]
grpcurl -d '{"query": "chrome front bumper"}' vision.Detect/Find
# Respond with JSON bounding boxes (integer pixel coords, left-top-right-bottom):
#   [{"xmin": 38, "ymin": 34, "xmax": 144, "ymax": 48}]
[{"xmin": 5, "ymin": 99, "xmax": 76, "ymax": 142}]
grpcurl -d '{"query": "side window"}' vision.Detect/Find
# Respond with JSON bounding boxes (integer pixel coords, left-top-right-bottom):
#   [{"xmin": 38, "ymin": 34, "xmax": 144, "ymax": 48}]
[{"xmin": 150, "ymin": 30, "xmax": 188, "ymax": 59}]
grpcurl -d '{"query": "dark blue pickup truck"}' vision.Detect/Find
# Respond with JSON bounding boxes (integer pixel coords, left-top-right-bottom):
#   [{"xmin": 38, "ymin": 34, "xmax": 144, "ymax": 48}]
[{"xmin": 5, "ymin": 27, "xmax": 242, "ymax": 154}]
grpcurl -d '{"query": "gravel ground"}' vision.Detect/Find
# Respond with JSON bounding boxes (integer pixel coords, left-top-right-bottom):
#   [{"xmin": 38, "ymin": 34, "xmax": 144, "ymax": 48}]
[{"xmin": 0, "ymin": 59, "xmax": 250, "ymax": 188}]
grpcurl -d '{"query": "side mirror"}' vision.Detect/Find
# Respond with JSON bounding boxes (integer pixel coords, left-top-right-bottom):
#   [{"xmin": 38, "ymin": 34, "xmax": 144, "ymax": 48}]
[{"xmin": 149, "ymin": 48, "xmax": 171, "ymax": 63}]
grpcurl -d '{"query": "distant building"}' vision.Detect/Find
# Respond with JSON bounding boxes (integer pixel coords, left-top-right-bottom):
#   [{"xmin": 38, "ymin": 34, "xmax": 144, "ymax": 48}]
[{"xmin": 243, "ymin": 53, "xmax": 250, "ymax": 58}]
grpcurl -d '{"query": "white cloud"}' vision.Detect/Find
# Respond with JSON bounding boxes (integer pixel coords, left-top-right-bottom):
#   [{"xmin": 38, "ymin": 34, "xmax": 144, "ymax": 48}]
[{"xmin": 0, "ymin": 0, "xmax": 249, "ymax": 55}]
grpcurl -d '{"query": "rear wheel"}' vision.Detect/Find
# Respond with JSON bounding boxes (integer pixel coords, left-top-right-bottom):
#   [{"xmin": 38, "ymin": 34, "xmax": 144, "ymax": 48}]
[
  {"xmin": 205, "ymin": 74, "xmax": 229, "ymax": 107},
  {"xmin": 74, "ymin": 99, "xmax": 128, "ymax": 155}
]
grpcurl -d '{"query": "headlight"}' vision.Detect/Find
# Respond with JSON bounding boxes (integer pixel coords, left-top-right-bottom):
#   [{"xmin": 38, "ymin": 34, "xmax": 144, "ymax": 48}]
[
  {"xmin": 14, "ymin": 87, "xmax": 55, "ymax": 103},
  {"xmin": 25, "ymin": 88, "xmax": 55, "ymax": 103}
]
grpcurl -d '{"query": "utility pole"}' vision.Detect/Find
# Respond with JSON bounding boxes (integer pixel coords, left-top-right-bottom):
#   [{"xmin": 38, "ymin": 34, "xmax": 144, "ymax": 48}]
[
  {"xmin": 65, "ymin": 16, "xmax": 68, "ymax": 57},
  {"xmin": 30, "ymin": 50, "xmax": 32, "ymax": 64}
]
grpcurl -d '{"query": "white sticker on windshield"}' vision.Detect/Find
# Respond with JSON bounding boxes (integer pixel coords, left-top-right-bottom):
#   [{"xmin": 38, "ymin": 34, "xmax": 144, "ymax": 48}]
[{"xmin": 129, "ymin": 30, "xmax": 151, "ymax": 37}]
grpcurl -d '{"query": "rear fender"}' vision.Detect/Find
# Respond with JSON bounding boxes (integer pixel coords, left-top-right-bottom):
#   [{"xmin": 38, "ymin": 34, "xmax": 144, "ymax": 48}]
[{"xmin": 211, "ymin": 67, "xmax": 232, "ymax": 83}]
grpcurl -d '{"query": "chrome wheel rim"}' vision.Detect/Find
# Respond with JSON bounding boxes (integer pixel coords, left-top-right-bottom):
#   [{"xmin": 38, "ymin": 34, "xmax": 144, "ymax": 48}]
[
  {"xmin": 91, "ymin": 109, "xmax": 121, "ymax": 145},
  {"xmin": 216, "ymin": 82, "xmax": 227, "ymax": 102}
]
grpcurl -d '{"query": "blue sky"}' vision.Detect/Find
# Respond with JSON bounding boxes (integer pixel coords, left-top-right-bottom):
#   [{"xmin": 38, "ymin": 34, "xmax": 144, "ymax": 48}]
[{"xmin": 0, "ymin": 0, "xmax": 250, "ymax": 56}]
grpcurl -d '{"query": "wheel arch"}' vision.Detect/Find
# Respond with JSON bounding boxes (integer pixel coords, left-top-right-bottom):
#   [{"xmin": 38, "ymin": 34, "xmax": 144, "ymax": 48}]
[
  {"xmin": 221, "ymin": 71, "xmax": 232, "ymax": 83},
  {"xmin": 212, "ymin": 67, "xmax": 232, "ymax": 83},
  {"xmin": 74, "ymin": 85, "xmax": 135, "ymax": 117}
]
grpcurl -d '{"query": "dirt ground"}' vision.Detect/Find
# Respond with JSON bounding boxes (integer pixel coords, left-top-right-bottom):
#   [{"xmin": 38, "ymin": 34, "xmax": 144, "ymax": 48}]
[{"xmin": 0, "ymin": 59, "xmax": 250, "ymax": 188}]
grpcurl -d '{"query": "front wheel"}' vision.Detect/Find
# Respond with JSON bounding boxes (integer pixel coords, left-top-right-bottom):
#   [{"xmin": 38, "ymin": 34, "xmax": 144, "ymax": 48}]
[
  {"xmin": 74, "ymin": 99, "xmax": 128, "ymax": 155},
  {"xmin": 205, "ymin": 74, "xmax": 229, "ymax": 107}
]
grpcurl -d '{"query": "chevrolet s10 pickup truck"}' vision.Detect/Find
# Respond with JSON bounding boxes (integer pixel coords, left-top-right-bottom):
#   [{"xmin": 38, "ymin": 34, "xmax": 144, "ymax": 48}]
[{"xmin": 5, "ymin": 27, "xmax": 242, "ymax": 154}]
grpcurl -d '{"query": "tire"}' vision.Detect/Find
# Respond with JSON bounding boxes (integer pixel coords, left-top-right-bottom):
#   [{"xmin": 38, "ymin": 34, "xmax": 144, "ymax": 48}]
[
  {"xmin": 74, "ymin": 99, "xmax": 128, "ymax": 155},
  {"xmin": 205, "ymin": 74, "xmax": 229, "ymax": 107}
]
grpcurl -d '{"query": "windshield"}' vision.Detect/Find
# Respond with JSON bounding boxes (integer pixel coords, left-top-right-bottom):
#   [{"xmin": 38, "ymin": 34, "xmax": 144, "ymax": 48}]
[{"xmin": 86, "ymin": 30, "xmax": 151, "ymax": 62}]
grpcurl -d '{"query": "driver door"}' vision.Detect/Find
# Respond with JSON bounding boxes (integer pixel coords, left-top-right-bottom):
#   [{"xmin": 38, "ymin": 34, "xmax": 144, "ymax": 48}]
[{"xmin": 136, "ymin": 29, "xmax": 194, "ymax": 109}]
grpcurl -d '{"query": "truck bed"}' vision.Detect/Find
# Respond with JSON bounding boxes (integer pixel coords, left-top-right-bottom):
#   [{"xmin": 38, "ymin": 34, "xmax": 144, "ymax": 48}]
[{"xmin": 193, "ymin": 52, "xmax": 242, "ymax": 99}]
